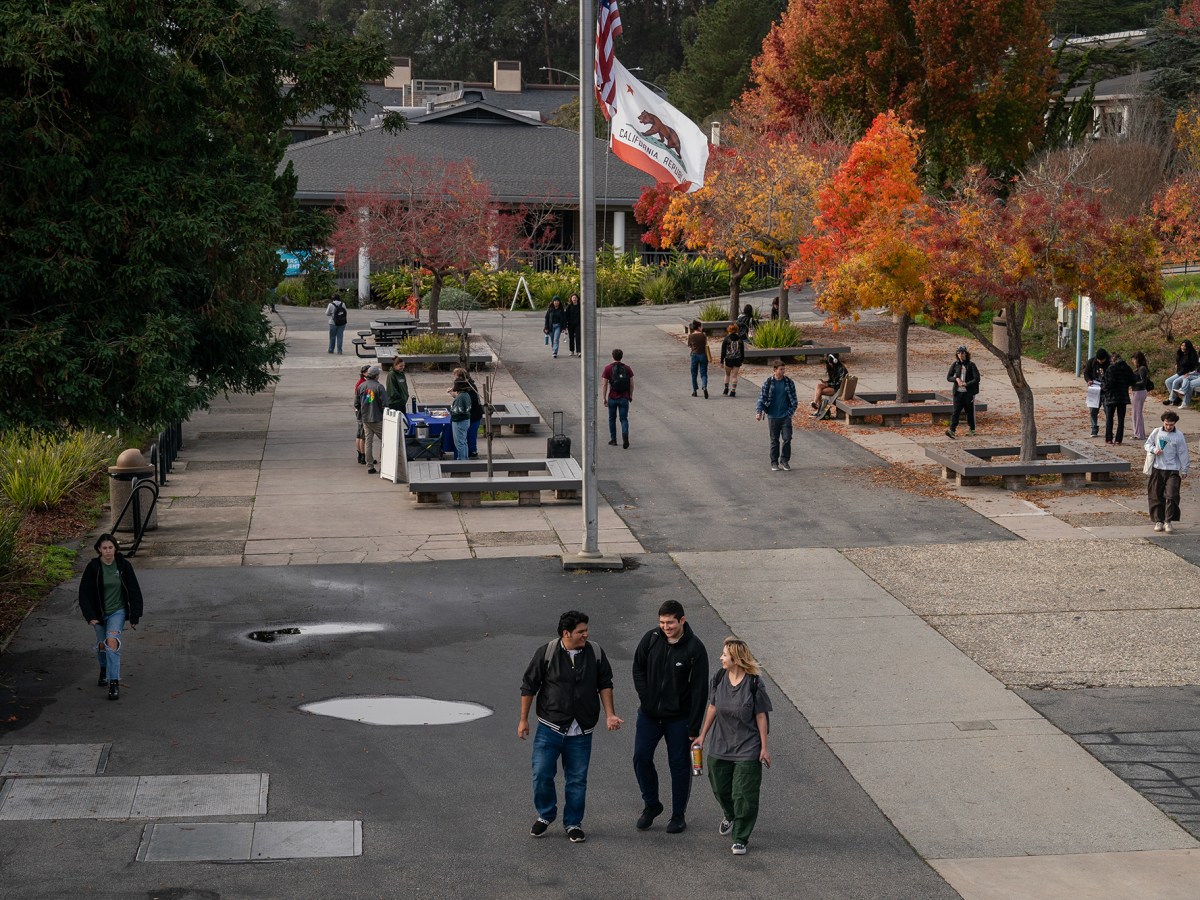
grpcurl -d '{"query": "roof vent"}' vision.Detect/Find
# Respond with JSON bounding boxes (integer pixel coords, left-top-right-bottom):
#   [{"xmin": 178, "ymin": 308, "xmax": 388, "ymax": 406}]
[{"xmin": 494, "ymin": 60, "xmax": 522, "ymax": 93}]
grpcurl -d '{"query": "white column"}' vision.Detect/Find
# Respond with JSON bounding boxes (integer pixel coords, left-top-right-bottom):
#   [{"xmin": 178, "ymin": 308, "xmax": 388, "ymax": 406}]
[
  {"xmin": 613, "ymin": 210, "xmax": 625, "ymax": 254},
  {"xmin": 357, "ymin": 206, "xmax": 371, "ymax": 304}
]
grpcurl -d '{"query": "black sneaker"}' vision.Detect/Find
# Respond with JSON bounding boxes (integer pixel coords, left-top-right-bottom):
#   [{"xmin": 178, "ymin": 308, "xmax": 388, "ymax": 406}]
[
  {"xmin": 608, "ymin": 439, "xmax": 617, "ymax": 446},
  {"xmin": 691, "ymin": 390, "xmax": 697, "ymax": 397},
  {"xmin": 367, "ymin": 467, "xmax": 377, "ymax": 474},
  {"xmin": 566, "ymin": 826, "xmax": 586, "ymax": 843},
  {"xmin": 530, "ymin": 818, "xmax": 550, "ymax": 837},
  {"xmin": 108, "ymin": 680, "xmax": 120, "ymax": 701},
  {"xmin": 357, "ymin": 452, "xmax": 366, "ymax": 464},
  {"xmin": 98, "ymin": 668, "xmax": 107, "ymax": 687},
  {"xmin": 636, "ymin": 802, "xmax": 663, "ymax": 830},
  {"xmin": 703, "ymin": 387, "xmax": 708, "ymax": 399},
  {"xmin": 665, "ymin": 815, "xmax": 687, "ymax": 834},
  {"xmin": 944, "ymin": 429, "xmax": 956, "ymax": 439},
  {"xmin": 723, "ymin": 385, "xmax": 729, "ymax": 395},
  {"xmin": 622, "ymin": 436, "xmax": 629, "ymax": 449},
  {"xmin": 729, "ymin": 390, "xmax": 736, "ymax": 397},
  {"xmin": 719, "ymin": 818, "xmax": 733, "ymax": 836},
  {"xmin": 779, "ymin": 460, "xmax": 790, "ymax": 471}
]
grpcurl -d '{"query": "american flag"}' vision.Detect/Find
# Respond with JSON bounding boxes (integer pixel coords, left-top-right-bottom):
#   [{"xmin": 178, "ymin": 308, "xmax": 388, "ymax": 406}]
[{"xmin": 595, "ymin": 0, "xmax": 622, "ymax": 118}]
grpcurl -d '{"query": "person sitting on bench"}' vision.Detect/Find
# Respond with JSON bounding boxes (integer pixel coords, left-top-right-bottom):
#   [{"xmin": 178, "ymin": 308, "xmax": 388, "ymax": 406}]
[{"xmin": 811, "ymin": 354, "xmax": 848, "ymax": 416}]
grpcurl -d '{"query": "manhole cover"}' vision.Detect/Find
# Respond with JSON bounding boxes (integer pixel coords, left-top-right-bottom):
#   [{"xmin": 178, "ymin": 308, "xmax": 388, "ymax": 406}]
[{"xmin": 299, "ymin": 697, "xmax": 493, "ymax": 726}]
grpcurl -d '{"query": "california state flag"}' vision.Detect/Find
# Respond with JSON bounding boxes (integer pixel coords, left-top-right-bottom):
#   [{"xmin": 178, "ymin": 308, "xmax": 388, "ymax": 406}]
[{"xmin": 608, "ymin": 59, "xmax": 709, "ymax": 193}]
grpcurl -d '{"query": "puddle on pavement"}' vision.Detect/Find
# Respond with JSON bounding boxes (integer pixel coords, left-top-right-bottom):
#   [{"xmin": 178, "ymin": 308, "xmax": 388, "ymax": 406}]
[
  {"xmin": 246, "ymin": 623, "xmax": 385, "ymax": 643},
  {"xmin": 299, "ymin": 696, "xmax": 493, "ymax": 726}
]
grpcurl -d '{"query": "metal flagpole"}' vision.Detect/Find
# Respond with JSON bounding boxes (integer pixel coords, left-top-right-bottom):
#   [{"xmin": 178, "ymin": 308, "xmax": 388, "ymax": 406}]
[{"xmin": 578, "ymin": 0, "xmax": 600, "ymax": 558}]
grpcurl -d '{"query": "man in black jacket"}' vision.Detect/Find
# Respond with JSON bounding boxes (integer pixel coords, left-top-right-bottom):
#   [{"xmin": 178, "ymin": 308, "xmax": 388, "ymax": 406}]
[
  {"xmin": 519, "ymin": 610, "xmax": 623, "ymax": 843},
  {"xmin": 631, "ymin": 600, "xmax": 709, "ymax": 834}
]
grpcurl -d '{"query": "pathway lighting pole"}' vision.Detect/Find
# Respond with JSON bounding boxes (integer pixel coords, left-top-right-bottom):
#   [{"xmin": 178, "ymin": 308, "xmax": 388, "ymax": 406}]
[{"xmin": 577, "ymin": 0, "xmax": 600, "ymax": 558}]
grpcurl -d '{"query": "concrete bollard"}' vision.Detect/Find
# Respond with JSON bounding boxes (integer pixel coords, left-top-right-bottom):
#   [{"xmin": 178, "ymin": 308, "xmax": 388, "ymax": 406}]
[{"xmin": 108, "ymin": 448, "xmax": 158, "ymax": 532}]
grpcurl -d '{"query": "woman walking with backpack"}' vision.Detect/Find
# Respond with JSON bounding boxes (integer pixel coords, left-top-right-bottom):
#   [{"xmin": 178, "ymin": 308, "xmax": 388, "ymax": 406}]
[
  {"xmin": 544, "ymin": 297, "xmax": 567, "ymax": 359},
  {"xmin": 687, "ymin": 320, "xmax": 709, "ymax": 398},
  {"xmin": 719, "ymin": 324, "xmax": 744, "ymax": 397},
  {"xmin": 326, "ymin": 293, "xmax": 348, "ymax": 354},
  {"xmin": 692, "ymin": 637, "xmax": 772, "ymax": 856}
]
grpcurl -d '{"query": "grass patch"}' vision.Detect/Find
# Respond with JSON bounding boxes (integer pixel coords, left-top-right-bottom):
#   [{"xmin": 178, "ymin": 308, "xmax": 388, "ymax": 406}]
[
  {"xmin": 451, "ymin": 490, "xmax": 521, "ymax": 501},
  {"xmin": 397, "ymin": 333, "xmax": 460, "ymax": 355},
  {"xmin": 696, "ymin": 301, "xmax": 728, "ymax": 322},
  {"xmin": 640, "ymin": 273, "xmax": 678, "ymax": 305},
  {"xmin": 0, "ymin": 429, "xmax": 121, "ymax": 511}
]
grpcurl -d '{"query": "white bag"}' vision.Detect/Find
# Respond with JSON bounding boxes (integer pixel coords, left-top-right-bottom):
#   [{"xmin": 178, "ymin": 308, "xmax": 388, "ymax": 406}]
[
  {"xmin": 1086, "ymin": 383, "xmax": 1102, "ymax": 409},
  {"xmin": 1144, "ymin": 451, "xmax": 1156, "ymax": 475}
]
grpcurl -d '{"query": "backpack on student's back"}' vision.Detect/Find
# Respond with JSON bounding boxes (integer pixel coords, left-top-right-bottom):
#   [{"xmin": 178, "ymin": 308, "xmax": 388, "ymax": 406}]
[
  {"xmin": 609, "ymin": 362, "xmax": 631, "ymax": 393},
  {"xmin": 726, "ymin": 336, "xmax": 744, "ymax": 361},
  {"xmin": 332, "ymin": 301, "xmax": 348, "ymax": 326}
]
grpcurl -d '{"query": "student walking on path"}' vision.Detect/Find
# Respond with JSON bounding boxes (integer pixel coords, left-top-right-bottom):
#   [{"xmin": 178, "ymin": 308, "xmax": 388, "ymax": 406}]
[
  {"xmin": 1131, "ymin": 351, "xmax": 1152, "ymax": 441},
  {"xmin": 719, "ymin": 325, "xmax": 744, "ymax": 397},
  {"xmin": 756, "ymin": 361, "xmax": 798, "ymax": 472},
  {"xmin": 631, "ymin": 601, "xmax": 709, "ymax": 835},
  {"xmin": 692, "ymin": 637, "xmax": 773, "ymax": 856},
  {"xmin": 566, "ymin": 293, "xmax": 582, "ymax": 357},
  {"xmin": 355, "ymin": 366, "xmax": 387, "ymax": 473},
  {"xmin": 603, "ymin": 349, "xmax": 634, "ymax": 449},
  {"xmin": 944, "ymin": 346, "xmax": 980, "ymax": 438},
  {"xmin": 1102, "ymin": 351, "xmax": 1135, "ymax": 445},
  {"xmin": 1145, "ymin": 410, "xmax": 1189, "ymax": 534},
  {"xmin": 544, "ymin": 297, "xmax": 567, "ymax": 359},
  {"xmin": 326, "ymin": 294, "xmax": 348, "ymax": 354},
  {"xmin": 519, "ymin": 610, "xmax": 623, "ymax": 843},
  {"xmin": 687, "ymin": 320, "xmax": 709, "ymax": 398},
  {"xmin": 1083, "ymin": 348, "xmax": 1110, "ymax": 437},
  {"xmin": 78, "ymin": 534, "xmax": 144, "ymax": 701}
]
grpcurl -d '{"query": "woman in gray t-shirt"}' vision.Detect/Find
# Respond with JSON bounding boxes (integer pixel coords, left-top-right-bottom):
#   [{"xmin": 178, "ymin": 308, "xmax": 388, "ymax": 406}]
[{"xmin": 692, "ymin": 637, "xmax": 772, "ymax": 854}]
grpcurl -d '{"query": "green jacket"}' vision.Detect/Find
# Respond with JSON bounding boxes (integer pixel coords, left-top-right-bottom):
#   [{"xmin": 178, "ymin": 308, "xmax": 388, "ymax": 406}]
[{"xmin": 386, "ymin": 369, "xmax": 409, "ymax": 411}]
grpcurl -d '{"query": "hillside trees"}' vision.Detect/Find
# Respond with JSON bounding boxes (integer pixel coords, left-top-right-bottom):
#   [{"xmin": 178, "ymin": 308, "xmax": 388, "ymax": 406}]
[
  {"xmin": 741, "ymin": 0, "xmax": 1055, "ymax": 186},
  {"xmin": 0, "ymin": 0, "xmax": 389, "ymax": 431}
]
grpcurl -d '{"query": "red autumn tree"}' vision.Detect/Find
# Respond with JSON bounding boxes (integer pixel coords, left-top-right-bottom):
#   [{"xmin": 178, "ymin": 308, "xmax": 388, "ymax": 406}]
[
  {"xmin": 926, "ymin": 157, "xmax": 1164, "ymax": 460},
  {"xmin": 740, "ymin": 0, "xmax": 1054, "ymax": 185},
  {"xmin": 329, "ymin": 154, "xmax": 525, "ymax": 330},
  {"xmin": 633, "ymin": 182, "xmax": 679, "ymax": 250},
  {"xmin": 798, "ymin": 111, "xmax": 927, "ymax": 399}
]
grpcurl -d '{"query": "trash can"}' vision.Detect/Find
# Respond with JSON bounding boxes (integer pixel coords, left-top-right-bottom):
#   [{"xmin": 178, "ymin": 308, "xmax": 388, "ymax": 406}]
[
  {"xmin": 107, "ymin": 449, "xmax": 157, "ymax": 532},
  {"xmin": 992, "ymin": 312, "xmax": 1009, "ymax": 356}
]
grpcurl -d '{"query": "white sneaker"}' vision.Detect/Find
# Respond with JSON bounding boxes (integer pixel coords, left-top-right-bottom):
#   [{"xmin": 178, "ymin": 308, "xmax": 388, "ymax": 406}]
[
  {"xmin": 731, "ymin": 843, "xmax": 748, "ymax": 855},
  {"xmin": 1165, "ymin": 522, "xmax": 1175, "ymax": 534},
  {"xmin": 1154, "ymin": 522, "xmax": 1165, "ymax": 532},
  {"xmin": 770, "ymin": 464, "xmax": 779, "ymax": 471}
]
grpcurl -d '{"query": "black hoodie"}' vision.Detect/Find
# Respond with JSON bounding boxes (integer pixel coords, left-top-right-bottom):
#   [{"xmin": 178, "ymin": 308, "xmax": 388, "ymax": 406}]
[{"xmin": 632, "ymin": 622, "xmax": 709, "ymax": 736}]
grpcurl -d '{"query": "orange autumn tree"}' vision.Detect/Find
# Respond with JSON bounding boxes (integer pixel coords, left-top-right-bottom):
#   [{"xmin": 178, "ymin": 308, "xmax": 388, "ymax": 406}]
[
  {"xmin": 661, "ymin": 135, "xmax": 829, "ymax": 321},
  {"xmin": 798, "ymin": 112, "xmax": 927, "ymax": 400},
  {"xmin": 927, "ymin": 158, "xmax": 1164, "ymax": 460}
]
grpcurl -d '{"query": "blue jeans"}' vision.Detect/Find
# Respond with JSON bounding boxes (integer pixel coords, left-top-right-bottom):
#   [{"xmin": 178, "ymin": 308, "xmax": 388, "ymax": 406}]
[
  {"xmin": 607, "ymin": 397, "xmax": 629, "ymax": 441},
  {"xmin": 1181, "ymin": 374, "xmax": 1200, "ymax": 405},
  {"xmin": 467, "ymin": 419, "xmax": 481, "ymax": 456},
  {"xmin": 93, "ymin": 608, "xmax": 126, "ymax": 682},
  {"xmin": 328, "ymin": 323, "xmax": 345, "ymax": 353},
  {"xmin": 452, "ymin": 419, "xmax": 470, "ymax": 460},
  {"xmin": 768, "ymin": 416, "xmax": 792, "ymax": 464},
  {"xmin": 550, "ymin": 325, "xmax": 562, "ymax": 356},
  {"xmin": 532, "ymin": 724, "xmax": 593, "ymax": 828},
  {"xmin": 1165, "ymin": 373, "xmax": 1185, "ymax": 397},
  {"xmin": 690, "ymin": 353, "xmax": 708, "ymax": 391},
  {"xmin": 633, "ymin": 710, "xmax": 693, "ymax": 816}
]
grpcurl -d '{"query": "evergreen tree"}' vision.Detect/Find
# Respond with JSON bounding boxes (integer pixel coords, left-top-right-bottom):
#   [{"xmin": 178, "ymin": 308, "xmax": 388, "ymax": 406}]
[{"xmin": 0, "ymin": 0, "xmax": 390, "ymax": 430}]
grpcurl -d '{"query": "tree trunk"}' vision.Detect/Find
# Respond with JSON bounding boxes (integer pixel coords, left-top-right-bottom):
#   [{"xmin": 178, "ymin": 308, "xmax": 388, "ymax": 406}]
[
  {"xmin": 727, "ymin": 259, "xmax": 751, "ymax": 321},
  {"xmin": 429, "ymin": 274, "xmax": 442, "ymax": 334},
  {"xmin": 966, "ymin": 301, "xmax": 1038, "ymax": 460},
  {"xmin": 895, "ymin": 310, "xmax": 911, "ymax": 403},
  {"xmin": 778, "ymin": 282, "xmax": 790, "ymax": 321}
]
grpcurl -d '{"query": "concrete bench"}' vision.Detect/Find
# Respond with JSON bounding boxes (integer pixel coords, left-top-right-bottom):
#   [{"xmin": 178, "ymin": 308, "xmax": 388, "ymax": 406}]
[
  {"xmin": 391, "ymin": 353, "xmax": 493, "ymax": 368},
  {"xmin": 408, "ymin": 457, "xmax": 582, "ymax": 507},
  {"xmin": 418, "ymin": 401, "xmax": 541, "ymax": 434},
  {"xmin": 836, "ymin": 391, "xmax": 989, "ymax": 426},
  {"xmin": 924, "ymin": 441, "xmax": 1130, "ymax": 489},
  {"xmin": 682, "ymin": 319, "xmax": 736, "ymax": 335},
  {"xmin": 742, "ymin": 345, "xmax": 850, "ymax": 365}
]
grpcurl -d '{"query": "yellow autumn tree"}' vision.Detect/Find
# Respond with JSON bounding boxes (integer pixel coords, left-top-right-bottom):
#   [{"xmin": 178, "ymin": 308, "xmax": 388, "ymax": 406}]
[{"xmin": 661, "ymin": 134, "xmax": 830, "ymax": 321}]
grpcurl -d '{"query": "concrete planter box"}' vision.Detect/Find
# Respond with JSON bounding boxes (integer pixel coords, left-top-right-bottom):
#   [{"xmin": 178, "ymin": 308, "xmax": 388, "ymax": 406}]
[{"xmin": 924, "ymin": 441, "xmax": 1130, "ymax": 489}]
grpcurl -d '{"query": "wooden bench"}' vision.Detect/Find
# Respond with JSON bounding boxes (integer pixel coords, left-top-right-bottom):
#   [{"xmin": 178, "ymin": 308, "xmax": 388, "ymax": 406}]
[
  {"xmin": 741, "ymin": 345, "xmax": 851, "ymax": 365},
  {"xmin": 418, "ymin": 401, "xmax": 541, "ymax": 434},
  {"xmin": 836, "ymin": 391, "xmax": 989, "ymax": 426},
  {"xmin": 391, "ymin": 353, "xmax": 493, "ymax": 368},
  {"xmin": 924, "ymin": 441, "xmax": 1130, "ymax": 489},
  {"xmin": 407, "ymin": 457, "xmax": 582, "ymax": 506}
]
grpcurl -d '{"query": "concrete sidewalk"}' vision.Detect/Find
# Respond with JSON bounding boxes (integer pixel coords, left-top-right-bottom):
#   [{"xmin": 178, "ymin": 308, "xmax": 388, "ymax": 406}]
[{"xmin": 134, "ymin": 307, "xmax": 642, "ymax": 568}]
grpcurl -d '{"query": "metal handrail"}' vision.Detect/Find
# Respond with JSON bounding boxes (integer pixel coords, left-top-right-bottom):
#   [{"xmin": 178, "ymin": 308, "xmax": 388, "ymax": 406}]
[{"xmin": 111, "ymin": 477, "xmax": 159, "ymax": 557}]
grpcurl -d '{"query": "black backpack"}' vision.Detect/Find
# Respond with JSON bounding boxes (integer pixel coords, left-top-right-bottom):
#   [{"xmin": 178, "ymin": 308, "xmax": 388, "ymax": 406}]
[
  {"xmin": 331, "ymin": 301, "xmax": 348, "ymax": 326},
  {"xmin": 609, "ymin": 362, "xmax": 631, "ymax": 393},
  {"xmin": 726, "ymin": 336, "xmax": 744, "ymax": 361}
]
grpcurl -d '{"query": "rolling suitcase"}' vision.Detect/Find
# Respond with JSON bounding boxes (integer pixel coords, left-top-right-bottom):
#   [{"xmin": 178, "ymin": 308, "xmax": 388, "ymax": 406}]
[{"xmin": 547, "ymin": 411, "xmax": 571, "ymax": 458}]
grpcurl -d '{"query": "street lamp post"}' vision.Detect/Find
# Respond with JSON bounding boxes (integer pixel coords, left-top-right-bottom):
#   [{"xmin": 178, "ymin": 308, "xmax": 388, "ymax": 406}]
[{"xmin": 539, "ymin": 66, "xmax": 580, "ymax": 83}]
